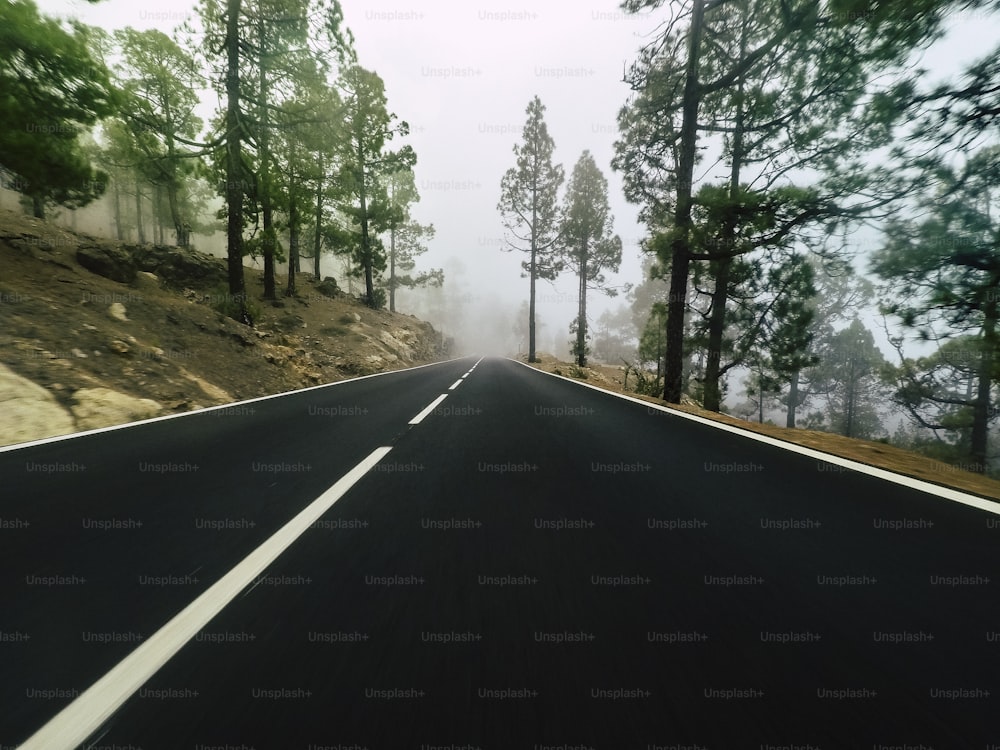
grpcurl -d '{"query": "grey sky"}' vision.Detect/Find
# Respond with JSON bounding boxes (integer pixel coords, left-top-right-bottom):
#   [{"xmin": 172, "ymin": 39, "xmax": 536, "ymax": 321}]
[{"xmin": 341, "ymin": 1, "xmax": 651, "ymax": 342}]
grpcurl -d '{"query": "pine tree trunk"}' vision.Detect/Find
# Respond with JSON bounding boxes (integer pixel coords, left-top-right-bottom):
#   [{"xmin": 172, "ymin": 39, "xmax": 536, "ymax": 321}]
[
  {"xmin": 258, "ymin": 29, "xmax": 276, "ymax": 301},
  {"xmin": 287, "ymin": 193, "xmax": 298, "ymax": 297},
  {"xmin": 528, "ymin": 188, "xmax": 539, "ymax": 363},
  {"xmin": 166, "ymin": 180, "xmax": 185, "ymax": 247},
  {"xmin": 703, "ymin": 257, "xmax": 732, "ymax": 412},
  {"xmin": 162, "ymin": 90, "xmax": 187, "ymax": 247},
  {"xmin": 844, "ymin": 359, "xmax": 857, "ymax": 437},
  {"xmin": 663, "ymin": 0, "xmax": 707, "ymax": 404},
  {"xmin": 112, "ymin": 181, "xmax": 123, "ymax": 240},
  {"xmin": 313, "ymin": 175, "xmax": 322, "ymax": 279},
  {"xmin": 359, "ymin": 191, "xmax": 375, "ymax": 306},
  {"xmin": 354, "ymin": 137, "xmax": 377, "ymax": 307},
  {"xmin": 528, "ymin": 246, "xmax": 537, "ymax": 362},
  {"xmin": 786, "ymin": 369, "xmax": 800, "ymax": 428},
  {"xmin": 971, "ymin": 290, "xmax": 998, "ymax": 473},
  {"xmin": 154, "ymin": 183, "xmax": 164, "ymax": 245},
  {"xmin": 224, "ymin": 0, "xmax": 250, "ymax": 325},
  {"xmin": 577, "ymin": 253, "xmax": 588, "ymax": 367},
  {"xmin": 656, "ymin": 325, "xmax": 663, "ymax": 382},
  {"xmin": 134, "ymin": 183, "xmax": 145, "ymax": 244},
  {"xmin": 389, "ymin": 220, "xmax": 397, "ymax": 312}
]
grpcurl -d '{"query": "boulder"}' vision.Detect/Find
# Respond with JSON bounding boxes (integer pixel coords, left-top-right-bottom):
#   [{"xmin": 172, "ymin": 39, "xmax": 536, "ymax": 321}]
[
  {"xmin": 108, "ymin": 303, "xmax": 129, "ymax": 322},
  {"xmin": 0, "ymin": 363, "xmax": 76, "ymax": 445},
  {"xmin": 135, "ymin": 271, "xmax": 161, "ymax": 290},
  {"xmin": 317, "ymin": 276, "xmax": 340, "ymax": 298},
  {"xmin": 377, "ymin": 329, "xmax": 413, "ymax": 360},
  {"xmin": 69, "ymin": 388, "xmax": 162, "ymax": 431},
  {"xmin": 76, "ymin": 244, "xmax": 137, "ymax": 284},
  {"xmin": 107, "ymin": 340, "xmax": 131, "ymax": 355},
  {"xmin": 128, "ymin": 245, "xmax": 227, "ymax": 288}
]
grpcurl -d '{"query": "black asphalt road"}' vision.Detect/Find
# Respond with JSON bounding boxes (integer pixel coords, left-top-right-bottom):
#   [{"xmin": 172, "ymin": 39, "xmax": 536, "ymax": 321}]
[{"xmin": 2, "ymin": 356, "xmax": 999, "ymax": 749}]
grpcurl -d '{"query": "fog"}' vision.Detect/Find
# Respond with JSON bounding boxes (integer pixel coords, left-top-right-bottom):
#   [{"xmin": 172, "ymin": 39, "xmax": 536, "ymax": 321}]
[
  {"xmin": 28, "ymin": 0, "xmax": 654, "ymax": 358},
  {"xmin": 24, "ymin": 0, "xmax": 1000, "ymax": 365}
]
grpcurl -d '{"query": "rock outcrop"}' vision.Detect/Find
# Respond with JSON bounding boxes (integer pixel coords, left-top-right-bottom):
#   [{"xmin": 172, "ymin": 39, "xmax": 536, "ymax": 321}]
[
  {"xmin": 317, "ymin": 277, "xmax": 340, "ymax": 298},
  {"xmin": 0, "ymin": 363, "xmax": 76, "ymax": 444},
  {"xmin": 128, "ymin": 244, "xmax": 227, "ymax": 288},
  {"xmin": 76, "ymin": 243, "xmax": 137, "ymax": 284},
  {"xmin": 69, "ymin": 388, "xmax": 162, "ymax": 431}
]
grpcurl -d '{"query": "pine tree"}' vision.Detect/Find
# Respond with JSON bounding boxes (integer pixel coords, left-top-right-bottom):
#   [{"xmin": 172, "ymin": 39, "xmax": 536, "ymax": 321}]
[
  {"xmin": 336, "ymin": 65, "xmax": 413, "ymax": 308},
  {"xmin": 872, "ymin": 146, "xmax": 1000, "ymax": 472},
  {"xmin": 0, "ymin": 0, "xmax": 115, "ymax": 218},
  {"xmin": 498, "ymin": 96, "xmax": 565, "ymax": 362},
  {"xmin": 559, "ymin": 151, "xmax": 623, "ymax": 367}
]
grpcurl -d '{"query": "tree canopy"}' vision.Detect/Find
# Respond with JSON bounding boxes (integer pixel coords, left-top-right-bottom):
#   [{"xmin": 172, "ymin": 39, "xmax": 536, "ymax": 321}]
[{"xmin": 0, "ymin": 0, "xmax": 117, "ymax": 218}]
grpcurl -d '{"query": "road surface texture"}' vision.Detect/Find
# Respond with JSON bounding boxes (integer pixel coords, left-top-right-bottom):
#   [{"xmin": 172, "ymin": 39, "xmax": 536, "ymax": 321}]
[{"xmin": 2, "ymin": 356, "xmax": 999, "ymax": 749}]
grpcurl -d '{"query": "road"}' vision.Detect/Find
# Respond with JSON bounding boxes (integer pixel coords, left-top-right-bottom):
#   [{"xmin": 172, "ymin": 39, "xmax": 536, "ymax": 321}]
[{"xmin": 2, "ymin": 355, "xmax": 999, "ymax": 749}]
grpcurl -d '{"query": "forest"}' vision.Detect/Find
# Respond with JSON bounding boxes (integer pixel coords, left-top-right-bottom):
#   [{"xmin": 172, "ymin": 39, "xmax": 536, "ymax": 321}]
[
  {"xmin": 2, "ymin": 0, "xmax": 1000, "ymax": 475},
  {"xmin": 1, "ymin": 0, "xmax": 440, "ymax": 323},
  {"xmin": 494, "ymin": 0, "xmax": 1000, "ymax": 475}
]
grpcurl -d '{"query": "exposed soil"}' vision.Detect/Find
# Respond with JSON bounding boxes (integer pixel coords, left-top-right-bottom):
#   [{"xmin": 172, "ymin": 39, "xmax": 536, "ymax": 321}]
[{"xmin": 0, "ymin": 208, "xmax": 446, "ymax": 444}]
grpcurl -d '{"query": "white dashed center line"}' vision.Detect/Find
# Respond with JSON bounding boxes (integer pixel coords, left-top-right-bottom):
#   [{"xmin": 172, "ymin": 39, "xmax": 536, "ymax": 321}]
[{"xmin": 408, "ymin": 394, "xmax": 449, "ymax": 425}]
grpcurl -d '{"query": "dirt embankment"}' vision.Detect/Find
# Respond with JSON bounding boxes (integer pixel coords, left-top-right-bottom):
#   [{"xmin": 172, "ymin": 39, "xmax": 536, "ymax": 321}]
[{"xmin": 0, "ymin": 208, "xmax": 447, "ymax": 447}]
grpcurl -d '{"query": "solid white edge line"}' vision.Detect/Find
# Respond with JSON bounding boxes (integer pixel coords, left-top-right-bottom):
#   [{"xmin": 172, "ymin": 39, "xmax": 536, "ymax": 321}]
[
  {"xmin": 449, "ymin": 379, "xmax": 463, "ymax": 390},
  {"xmin": 408, "ymin": 394, "xmax": 449, "ymax": 425},
  {"xmin": 0, "ymin": 356, "xmax": 478, "ymax": 455},
  {"xmin": 17, "ymin": 446, "xmax": 394, "ymax": 750},
  {"xmin": 509, "ymin": 358, "xmax": 1000, "ymax": 514}
]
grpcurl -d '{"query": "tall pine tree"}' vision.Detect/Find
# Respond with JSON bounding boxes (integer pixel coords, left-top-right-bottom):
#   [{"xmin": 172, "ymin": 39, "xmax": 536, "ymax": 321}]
[{"xmin": 498, "ymin": 96, "xmax": 564, "ymax": 362}]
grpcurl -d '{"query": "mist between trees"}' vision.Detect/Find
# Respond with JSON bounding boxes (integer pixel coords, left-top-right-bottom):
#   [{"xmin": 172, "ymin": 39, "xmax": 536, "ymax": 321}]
[
  {"xmin": 2, "ymin": 0, "xmax": 1000, "ymax": 475},
  {"xmin": 1, "ymin": 0, "xmax": 440, "ymax": 325},
  {"xmin": 491, "ymin": 0, "xmax": 1000, "ymax": 476}
]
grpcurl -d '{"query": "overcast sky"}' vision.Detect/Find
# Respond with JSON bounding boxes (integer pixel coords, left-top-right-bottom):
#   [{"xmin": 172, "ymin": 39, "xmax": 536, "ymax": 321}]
[
  {"xmin": 338, "ymin": 0, "xmax": 653, "ymax": 343},
  {"xmin": 33, "ymin": 0, "xmax": 1000, "ymax": 358}
]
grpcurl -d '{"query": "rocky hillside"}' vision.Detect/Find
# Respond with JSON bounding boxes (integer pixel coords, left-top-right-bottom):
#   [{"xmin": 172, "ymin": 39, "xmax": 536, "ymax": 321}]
[{"xmin": 0, "ymin": 208, "xmax": 448, "ymax": 447}]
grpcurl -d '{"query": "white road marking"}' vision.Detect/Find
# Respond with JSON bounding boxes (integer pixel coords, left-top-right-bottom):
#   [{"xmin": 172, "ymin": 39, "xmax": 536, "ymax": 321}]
[
  {"xmin": 408, "ymin": 394, "xmax": 449, "ymax": 425},
  {"xmin": 462, "ymin": 356, "xmax": 484, "ymax": 379},
  {"xmin": 511, "ymin": 358, "xmax": 1000, "ymax": 514},
  {"xmin": 0, "ymin": 356, "xmax": 477, "ymax": 454},
  {"xmin": 449, "ymin": 379, "xmax": 463, "ymax": 390},
  {"xmin": 17, "ymin": 446, "xmax": 394, "ymax": 750}
]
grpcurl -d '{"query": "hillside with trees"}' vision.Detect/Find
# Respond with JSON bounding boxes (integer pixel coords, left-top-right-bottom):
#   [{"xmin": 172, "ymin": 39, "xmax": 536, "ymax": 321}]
[{"xmin": 597, "ymin": 0, "xmax": 1000, "ymax": 475}]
